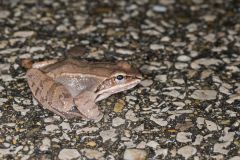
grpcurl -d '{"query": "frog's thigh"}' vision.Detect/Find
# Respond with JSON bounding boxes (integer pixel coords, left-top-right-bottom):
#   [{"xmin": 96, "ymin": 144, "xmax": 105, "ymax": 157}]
[
  {"xmin": 32, "ymin": 60, "xmax": 58, "ymax": 69},
  {"xmin": 74, "ymin": 91, "xmax": 103, "ymax": 120},
  {"xmin": 26, "ymin": 68, "xmax": 75, "ymax": 118}
]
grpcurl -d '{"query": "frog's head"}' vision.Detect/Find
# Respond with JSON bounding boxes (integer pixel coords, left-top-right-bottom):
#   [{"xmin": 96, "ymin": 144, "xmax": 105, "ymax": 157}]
[{"xmin": 95, "ymin": 61, "xmax": 142, "ymax": 102}]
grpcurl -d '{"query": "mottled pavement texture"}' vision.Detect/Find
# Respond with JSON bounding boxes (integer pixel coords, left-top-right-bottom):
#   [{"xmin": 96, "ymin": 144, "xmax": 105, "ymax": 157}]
[{"xmin": 0, "ymin": 0, "xmax": 240, "ymax": 159}]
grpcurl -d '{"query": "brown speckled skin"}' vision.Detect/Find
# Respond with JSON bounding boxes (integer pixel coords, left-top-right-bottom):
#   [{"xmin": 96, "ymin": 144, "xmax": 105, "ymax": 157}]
[{"xmin": 26, "ymin": 59, "xmax": 141, "ymax": 120}]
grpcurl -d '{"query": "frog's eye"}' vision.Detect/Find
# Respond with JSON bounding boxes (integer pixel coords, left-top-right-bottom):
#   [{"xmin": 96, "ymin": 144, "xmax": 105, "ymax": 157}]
[{"xmin": 116, "ymin": 75, "xmax": 124, "ymax": 81}]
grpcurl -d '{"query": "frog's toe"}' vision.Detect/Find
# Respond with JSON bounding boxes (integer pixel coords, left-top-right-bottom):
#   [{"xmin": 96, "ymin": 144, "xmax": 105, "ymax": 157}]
[{"xmin": 91, "ymin": 112, "xmax": 103, "ymax": 122}]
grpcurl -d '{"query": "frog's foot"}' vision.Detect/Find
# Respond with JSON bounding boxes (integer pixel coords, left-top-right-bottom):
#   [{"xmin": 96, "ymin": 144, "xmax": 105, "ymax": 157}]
[
  {"xmin": 66, "ymin": 105, "xmax": 103, "ymax": 121},
  {"xmin": 73, "ymin": 94, "xmax": 103, "ymax": 121}
]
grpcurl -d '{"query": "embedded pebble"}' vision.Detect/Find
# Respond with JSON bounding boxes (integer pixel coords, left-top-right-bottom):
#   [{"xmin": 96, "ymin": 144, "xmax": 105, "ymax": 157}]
[
  {"xmin": 201, "ymin": 15, "xmax": 216, "ymax": 22},
  {"xmin": 123, "ymin": 149, "xmax": 147, "ymax": 160},
  {"xmin": 140, "ymin": 65, "xmax": 159, "ymax": 73},
  {"xmin": 219, "ymin": 128, "xmax": 235, "ymax": 142},
  {"xmin": 192, "ymin": 135, "xmax": 203, "ymax": 145},
  {"xmin": 162, "ymin": 90, "xmax": 180, "ymax": 98},
  {"xmin": 113, "ymin": 99, "xmax": 125, "ymax": 113},
  {"xmin": 100, "ymin": 129, "xmax": 117, "ymax": 142},
  {"xmin": 205, "ymin": 120, "xmax": 219, "ymax": 131},
  {"xmin": 13, "ymin": 31, "xmax": 36, "ymax": 38},
  {"xmin": 0, "ymin": 148, "xmax": 11, "ymax": 157},
  {"xmin": 125, "ymin": 110, "xmax": 139, "ymax": 122},
  {"xmin": 140, "ymin": 79, "xmax": 153, "ymax": 87},
  {"xmin": 150, "ymin": 44, "xmax": 164, "ymax": 50},
  {"xmin": 177, "ymin": 145, "xmax": 197, "ymax": 159},
  {"xmin": 115, "ymin": 42, "xmax": 129, "ymax": 47},
  {"xmin": 116, "ymin": 49, "xmax": 134, "ymax": 55},
  {"xmin": 103, "ymin": 18, "xmax": 121, "ymax": 24},
  {"xmin": 0, "ymin": 11, "xmax": 10, "ymax": 18},
  {"xmin": 155, "ymin": 74, "xmax": 167, "ymax": 82},
  {"xmin": 177, "ymin": 55, "xmax": 191, "ymax": 62},
  {"xmin": 204, "ymin": 33, "xmax": 216, "ymax": 42},
  {"xmin": 40, "ymin": 137, "xmax": 51, "ymax": 151},
  {"xmin": 12, "ymin": 104, "xmax": 30, "ymax": 116},
  {"xmin": 45, "ymin": 124, "xmax": 59, "ymax": 132},
  {"xmin": 213, "ymin": 142, "xmax": 231, "ymax": 155},
  {"xmin": 191, "ymin": 58, "xmax": 222, "ymax": 69},
  {"xmin": 176, "ymin": 132, "xmax": 192, "ymax": 143},
  {"xmin": 1, "ymin": 75, "xmax": 13, "ymax": 81},
  {"xmin": 150, "ymin": 115, "xmax": 168, "ymax": 126},
  {"xmin": 60, "ymin": 122, "xmax": 71, "ymax": 132},
  {"xmin": 191, "ymin": 90, "xmax": 217, "ymax": 100},
  {"xmin": 175, "ymin": 62, "xmax": 188, "ymax": 69},
  {"xmin": 146, "ymin": 141, "xmax": 159, "ymax": 149},
  {"xmin": 229, "ymin": 156, "xmax": 240, "ymax": 160},
  {"xmin": 226, "ymin": 93, "xmax": 240, "ymax": 104},
  {"xmin": 81, "ymin": 149, "xmax": 104, "ymax": 160},
  {"xmin": 28, "ymin": 46, "xmax": 46, "ymax": 53},
  {"xmin": 78, "ymin": 26, "xmax": 97, "ymax": 34},
  {"xmin": 154, "ymin": 148, "xmax": 168, "ymax": 158},
  {"xmin": 0, "ymin": 41, "xmax": 8, "ymax": 49},
  {"xmin": 161, "ymin": 36, "xmax": 170, "ymax": 42},
  {"xmin": 153, "ymin": 5, "xmax": 167, "ymax": 12},
  {"xmin": 58, "ymin": 149, "xmax": 81, "ymax": 160},
  {"xmin": 112, "ymin": 117, "xmax": 125, "ymax": 127},
  {"xmin": 0, "ymin": 98, "xmax": 8, "ymax": 106}
]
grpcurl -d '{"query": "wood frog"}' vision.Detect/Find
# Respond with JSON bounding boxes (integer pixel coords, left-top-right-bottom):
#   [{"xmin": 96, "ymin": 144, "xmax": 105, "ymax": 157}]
[{"xmin": 26, "ymin": 59, "xmax": 142, "ymax": 121}]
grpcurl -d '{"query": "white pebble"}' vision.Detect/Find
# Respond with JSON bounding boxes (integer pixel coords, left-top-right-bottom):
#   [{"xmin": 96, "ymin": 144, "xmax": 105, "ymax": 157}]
[
  {"xmin": 150, "ymin": 115, "xmax": 168, "ymax": 126},
  {"xmin": 205, "ymin": 120, "xmax": 219, "ymax": 131},
  {"xmin": 125, "ymin": 110, "xmax": 139, "ymax": 122},
  {"xmin": 45, "ymin": 124, "xmax": 59, "ymax": 132},
  {"xmin": 155, "ymin": 75, "xmax": 167, "ymax": 82},
  {"xmin": 58, "ymin": 149, "xmax": 81, "ymax": 160},
  {"xmin": 13, "ymin": 31, "xmax": 36, "ymax": 38},
  {"xmin": 191, "ymin": 90, "xmax": 217, "ymax": 100},
  {"xmin": 60, "ymin": 122, "xmax": 72, "ymax": 132},
  {"xmin": 177, "ymin": 55, "xmax": 191, "ymax": 62},
  {"xmin": 177, "ymin": 145, "xmax": 196, "ymax": 159},
  {"xmin": 112, "ymin": 117, "xmax": 125, "ymax": 127},
  {"xmin": 100, "ymin": 129, "xmax": 117, "ymax": 142},
  {"xmin": 140, "ymin": 79, "xmax": 153, "ymax": 87},
  {"xmin": 81, "ymin": 149, "xmax": 104, "ymax": 160},
  {"xmin": 153, "ymin": 5, "xmax": 167, "ymax": 12},
  {"xmin": 123, "ymin": 148, "xmax": 147, "ymax": 160},
  {"xmin": 116, "ymin": 49, "xmax": 134, "ymax": 55},
  {"xmin": 150, "ymin": 44, "xmax": 164, "ymax": 50},
  {"xmin": 176, "ymin": 132, "xmax": 192, "ymax": 143},
  {"xmin": 146, "ymin": 141, "xmax": 159, "ymax": 149},
  {"xmin": 40, "ymin": 137, "xmax": 51, "ymax": 151}
]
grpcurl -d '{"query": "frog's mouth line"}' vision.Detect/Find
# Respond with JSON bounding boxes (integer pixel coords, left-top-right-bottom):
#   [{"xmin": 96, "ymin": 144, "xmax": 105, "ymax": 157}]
[{"xmin": 95, "ymin": 79, "xmax": 141, "ymax": 102}]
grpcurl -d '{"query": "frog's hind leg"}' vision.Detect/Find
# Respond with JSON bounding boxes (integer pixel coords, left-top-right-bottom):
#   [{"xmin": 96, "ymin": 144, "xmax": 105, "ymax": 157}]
[
  {"xmin": 32, "ymin": 60, "xmax": 59, "ymax": 69},
  {"xmin": 26, "ymin": 68, "xmax": 83, "ymax": 119}
]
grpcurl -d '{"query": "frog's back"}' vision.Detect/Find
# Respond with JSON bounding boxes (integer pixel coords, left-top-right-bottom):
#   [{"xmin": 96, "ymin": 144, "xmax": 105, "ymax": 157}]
[
  {"xmin": 41, "ymin": 59, "xmax": 81, "ymax": 72},
  {"xmin": 36, "ymin": 59, "xmax": 102, "ymax": 96},
  {"xmin": 41, "ymin": 59, "xmax": 121, "ymax": 78}
]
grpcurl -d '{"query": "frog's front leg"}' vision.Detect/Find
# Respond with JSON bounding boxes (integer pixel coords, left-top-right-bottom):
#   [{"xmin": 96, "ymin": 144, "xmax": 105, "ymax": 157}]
[
  {"xmin": 74, "ymin": 92, "xmax": 103, "ymax": 121},
  {"xmin": 26, "ymin": 68, "xmax": 82, "ymax": 118}
]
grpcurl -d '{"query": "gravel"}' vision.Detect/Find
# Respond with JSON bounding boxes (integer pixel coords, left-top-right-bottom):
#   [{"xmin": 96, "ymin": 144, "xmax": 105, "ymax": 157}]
[{"xmin": 0, "ymin": 0, "xmax": 239, "ymax": 159}]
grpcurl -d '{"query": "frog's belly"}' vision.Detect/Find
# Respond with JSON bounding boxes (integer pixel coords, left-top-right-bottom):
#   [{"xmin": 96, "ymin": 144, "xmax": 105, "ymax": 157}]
[{"xmin": 54, "ymin": 76, "xmax": 99, "ymax": 97}]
